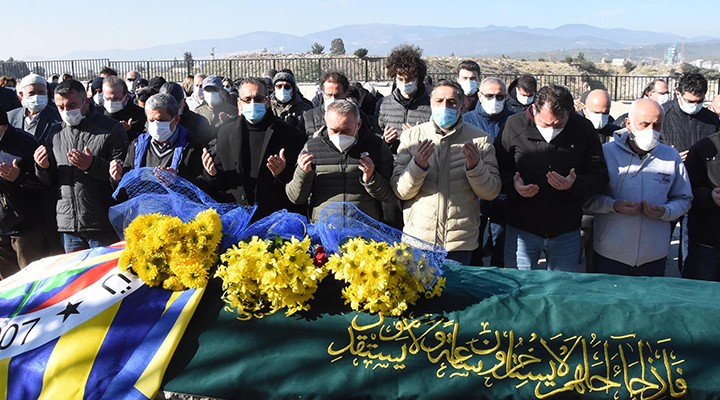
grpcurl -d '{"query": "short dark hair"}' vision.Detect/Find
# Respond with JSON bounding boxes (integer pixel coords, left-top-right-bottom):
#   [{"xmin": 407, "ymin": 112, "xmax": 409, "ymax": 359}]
[
  {"xmin": 386, "ymin": 44, "xmax": 427, "ymax": 83},
  {"xmin": 516, "ymin": 74, "xmax": 537, "ymax": 93},
  {"xmin": 100, "ymin": 66, "xmax": 118, "ymax": 76},
  {"xmin": 535, "ymin": 84, "xmax": 574, "ymax": 118},
  {"xmin": 240, "ymin": 77, "xmax": 268, "ymax": 97},
  {"xmin": 103, "ymin": 75, "xmax": 128, "ymax": 94},
  {"xmin": 55, "ymin": 79, "xmax": 86, "ymax": 97},
  {"xmin": 320, "ymin": 71, "xmax": 350, "ymax": 93},
  {"xmin": 642, "ymin": 79, "xmax": 667, "ymax": 98},
  {"xmin": 433, "ymin": 80, "xmax": 465, "ymax": 106},
  {"xmin": 135, "ymin": 87, "xmax": 158, "ymax": 103},
  {"xmin": 456, "ymin": 60, "xmax": 480, "ymax": 76},
  {"xmin": 677, "ymin": 73, "xmax": 708, "ymax": 97}
]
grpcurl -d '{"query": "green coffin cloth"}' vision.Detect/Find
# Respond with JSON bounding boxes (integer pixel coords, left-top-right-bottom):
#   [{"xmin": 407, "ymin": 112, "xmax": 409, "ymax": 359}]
[{"xmin": 162, "ymin": 265, "xmax": 720, "ymax": 399}]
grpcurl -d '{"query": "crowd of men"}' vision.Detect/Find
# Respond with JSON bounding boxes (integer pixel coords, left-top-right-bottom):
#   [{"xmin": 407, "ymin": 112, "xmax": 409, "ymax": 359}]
[{"xmin": 1, "ymin": 43, "xmax": 720, "ymax": 282}]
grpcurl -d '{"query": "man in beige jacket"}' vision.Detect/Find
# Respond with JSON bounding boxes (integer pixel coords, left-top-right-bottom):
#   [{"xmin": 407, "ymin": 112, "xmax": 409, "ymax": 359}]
[{"xmin": 392, "ymin": 81, "xmax": 501, "ymax": 265}]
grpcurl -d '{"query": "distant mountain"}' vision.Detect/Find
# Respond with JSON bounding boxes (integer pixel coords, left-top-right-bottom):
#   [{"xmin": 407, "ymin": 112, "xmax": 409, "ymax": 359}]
[{"xmin": 43, "ymin": 23, "xmax": 716, "ymax": 61}]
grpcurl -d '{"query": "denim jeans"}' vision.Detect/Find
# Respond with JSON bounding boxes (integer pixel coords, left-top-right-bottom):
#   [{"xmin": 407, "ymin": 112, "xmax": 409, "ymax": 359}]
[
  {"xmin": 594, "ymin": 252, "xmax": 665, "ymax": 277},
  {"xmin": 62, "ymin": 231, "xmax": 119, "ymax": 253},
  {"xmin": 446, "ymin": 251, "xmax": 473, "ymax": 265},
  {"xmin": 505, "ymin": 225, "xmax": 581, "ymax": 272},
  {"xmin": 682, "ymin": 241, "xmax": 720, "ymax": 282}
]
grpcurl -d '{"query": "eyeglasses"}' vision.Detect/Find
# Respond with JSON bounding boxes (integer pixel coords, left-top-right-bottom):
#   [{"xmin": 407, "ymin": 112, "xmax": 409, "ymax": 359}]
[
  {"xmin": 275, "ymin": 83, "xmax": 292, "ymax": 90},
  {"xmin": 239, "ymin": 96, "xmax": 266, "ymax": 104},
  {"xmin": 480, "ymin": 93, "xmax": 505, "ymax": 101},
  {"xmin": 651, "ymin": 90, "xmax": 669, "ymax": 95}
]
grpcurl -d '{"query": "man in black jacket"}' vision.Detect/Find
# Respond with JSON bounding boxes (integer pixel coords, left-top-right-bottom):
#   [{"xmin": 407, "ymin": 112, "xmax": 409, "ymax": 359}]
[
  {"xmin": 270, "ymin": 71, "xmax": 312, "ymax": 132},
  {"xmin": 506, "ymin": 75, "xmax": 537, "ymax": 114},
  {"xmin": 299, "ymin": 71, "xmax": 349, "ymax": 137},
  {"xmin": 101, "ymin": 75, "xmax": 147, "ymax": 141},
  {"xmin": 34, "ymin": 79, "xmax": 128, "ymax": 253},
  {"xmin": 0, "ymin": 107, "xmax": 50, "ymax": 278},
  {"xmin": 202, "ymin": 77, "xmax": 306, "ymax": 221},
  {"xmin": 496, "ymin": 84, "xmax": 608, "ymax": 272},
  {"xmin": 682, "ymin": 132, "xmax": 720, "ymax": 281}
]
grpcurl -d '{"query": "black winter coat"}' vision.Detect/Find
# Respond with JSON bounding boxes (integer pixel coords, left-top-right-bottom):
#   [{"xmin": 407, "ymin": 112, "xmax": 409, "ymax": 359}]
[
  {"xmin": 496, "ymin": 110, "xmax": 608, "ymax": 238},
  {"xmin": 686, "ymin": 133, "xmax": 720, "ymax": 247},
  {"xmin": 661, "ymin": 99, "xmax": 720, "ymax": 153}
]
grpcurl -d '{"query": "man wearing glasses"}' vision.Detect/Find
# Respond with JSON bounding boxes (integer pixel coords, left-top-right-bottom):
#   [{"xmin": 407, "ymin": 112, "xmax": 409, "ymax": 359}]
[
  {"xmin": 201, "ymin": 77, "xmax": 306, "ymax": 221},
  {"xmin": 270, "ymin": 71, "xmax": 311, "ymax": 132}
]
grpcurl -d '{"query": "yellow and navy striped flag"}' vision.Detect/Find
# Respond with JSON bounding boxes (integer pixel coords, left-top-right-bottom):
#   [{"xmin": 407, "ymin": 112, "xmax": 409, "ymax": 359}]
[{"xmin": 0, "ymin": 243, "xmax": 204, "ymax": 399}]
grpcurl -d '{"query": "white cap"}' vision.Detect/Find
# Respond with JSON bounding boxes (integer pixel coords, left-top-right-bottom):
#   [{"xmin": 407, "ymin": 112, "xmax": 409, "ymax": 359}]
[{"xmin": 19, "ymin": 73, "xmax": 47, "ymax": 90}]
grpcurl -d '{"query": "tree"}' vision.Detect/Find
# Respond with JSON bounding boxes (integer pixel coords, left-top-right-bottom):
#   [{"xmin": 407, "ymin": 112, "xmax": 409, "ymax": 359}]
[
  {"xmin": 353, "ymin": 48, "xmax": 369, "ymax": 59},
  {"xmin": 623, "ymin": 61, "xmax": 637, "ymax": 73},
  {"xmin": 183, "ymin": 51, "xmax": 194, "ymax": 74},
  {"xmin": 330, "ymin": 38, "xmax": 345, "ymax": 55},
  {"xmin": 311, "ymin": 42, "xmax": 325, "ymax": 55}
]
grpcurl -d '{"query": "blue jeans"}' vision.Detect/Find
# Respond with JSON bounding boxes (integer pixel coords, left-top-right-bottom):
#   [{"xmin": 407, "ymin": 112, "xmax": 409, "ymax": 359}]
[
  {"xmin": 505, "ymin": 225, "xmax": 581, "ymax": 272},
  {"xmin": 63, "ymin": 231, "xmax": 119, "ymax": 253},
  {"xmin": 594, "ymin": 252, "xmax": 665, "ymax": 277},
  {"xmin": 446, "ymin": 251, "xmax": 473, "ymax": 265},
  {"xmin": 682, "ymin": 241, "xmax": 720, "ymax": 282}
]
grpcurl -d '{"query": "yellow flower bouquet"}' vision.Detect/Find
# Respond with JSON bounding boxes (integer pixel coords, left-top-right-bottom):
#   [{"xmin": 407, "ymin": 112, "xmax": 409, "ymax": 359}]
[
  {"xmin": 118, "ymin": 209, "xmax": 223, "ymax": 291},
  {"xmin": 325, "ymin": 237, "xmax": 446, "ymax": 317},
  {"xmin": 216, "ymin": 235, "xmax": 329, "ymax": 319}
]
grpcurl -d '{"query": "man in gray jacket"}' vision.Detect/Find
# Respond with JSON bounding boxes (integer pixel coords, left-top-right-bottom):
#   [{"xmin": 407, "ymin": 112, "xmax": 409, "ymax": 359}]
[
  {"xmin": 34, "ymin": 79, "xmax": 128, "ymax": 253},
  {"xmin": 584, "ymin": 99, "xmax": 692, "ymax": 276}
]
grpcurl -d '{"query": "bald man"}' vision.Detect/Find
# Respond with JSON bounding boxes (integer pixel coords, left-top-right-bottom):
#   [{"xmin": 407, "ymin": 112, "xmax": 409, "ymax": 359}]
[
  {"xmin": 584, "ymin": 99, "xmax": 692, "ymax": 277},
  {"xmin": 580, "ymin": 89, "xmax": 620, "ymax": 143}
]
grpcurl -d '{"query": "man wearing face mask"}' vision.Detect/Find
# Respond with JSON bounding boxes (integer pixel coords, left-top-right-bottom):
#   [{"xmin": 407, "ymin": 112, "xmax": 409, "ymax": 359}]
[
  {"xmin": 185, "ymin": 73, "xmax": 206, "ymax": 112},
  {"xmin": 194, "ymin": 75, "xmax": 238, "ymax": 130},
  {"xmin": 660, "ymin": 73, "xmax": 719, "ymax": 161},
  {"xmin": 201, "ymin": 77, "xmax": 305, "ymax": 221},
  {"xmin": 8, "ymin": 74, "xmax": 62, "ymax": 146},
  {"xmin": 463, "ymin": 77, "xmax": 515, "ymax": 267},
  {"xmin": 270, "ymin": 71, "xmax": 311, "ymax": 132},
  {"xmin": 33, "ymin": 79, "xmax": 128, "ymax": 253},
  {"xmin": 376, "ymin": 44, "xmax": 432, "ymax": 155},
  {"xmin": 125, "ymin": 70, "xmax": 142, "ymax": 97},
  {"xmin": 8, "ymin": 74, "xmax": 64, "ymax": 258},
  {"xmin": 286, "ymin": 100, "xmax": 395, "ymax": 222},
  {"xmin": 506, "ymin": 75, "xmax": 537, "ymax": 114},
  {"xmin": 584, "ymin": 99, "xmax": 691, "ymax": 276},
  {"xmin": 299, "ymin": 71, "xmax": 350, "ymax": 137},
  {"xmin": 100, "ymin": 75, "xmax": 147, "ymax": 142},
  {"xmin": 159, "ymin": 82, "xmax": 213, "ymax": 147},
  {"xmin": 456, "ymin": 60, "xmax": 481, "ymax": 114},
  {"xmin": 88, "ymin": 77, "xmax": 105, "ymax": 108},
  {"xmin": 392, "ymin": 81, "xmax": 501, "ymax": 265},
  {"xmin": 579, "ymin": 89, "xmax": 620, "ymax": 144},
  {"xmin": 616, "ymin": 79, "xmax": 671, "ymax": 129},
  {"xmin": 496, "ymin": 84, "xmax": 608, "ymax": 272},
  {"xmin": 110, "ymin": 93, "xmax": 204, "ymax": 189}
]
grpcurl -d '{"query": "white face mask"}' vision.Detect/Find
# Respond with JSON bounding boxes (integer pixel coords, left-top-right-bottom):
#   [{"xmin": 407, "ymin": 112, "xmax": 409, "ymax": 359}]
[
  {"xmin": 655, "ymin": 93, "xmax": 669, "ymax": 105},
  {"xmin": 329, "ymin": 134, "xmax": 356, "ymax": 152},
  {"xmin": 147, "ymin": 121, "xmax": 176, "ymax": 143},
  {"xmin": 396, "ymin": 80, "xmax": 417, "ymax": 97},
  {"xmin": 585, "ymin": 111, "xmax": 609, "ymax": 130},
  {"xmin": 630, "ymin": 123, "xmax": 660, "ymax": 152},
  {"xmin": 275, "ymin": 88, "xmax": 292, "ymax": 103},
  {"xmin": 480, "ymin": 97, "xmax": 505, "ymax": 115},
  {"xmin": 192, "ymin": 86, "xmax": 203, "ymax": 100},
  {"xmin": 517, "ymin": 93, "xmax": 534, "ymax": 106},
  {"xmin": 459, "ymin": 80, "xmax": 478, "ymax": 96},
  {"xmin": 22, "ymin": 94, "xmax": 48, "ymax": 113},
  {"xmin": 92, "ymin": 92, "xmax": 103, "ymax": 106},
  {"xmin": 204, "ymin": 91, "xmax": 222, "ymax": 107},
  {"xmin": 126, "ymin": 79, "xmax": 137, "ymax": 93},
  {"xmin": 323, "ymin": 97, "xmax": 337, "ymax": 112},
  {"xmin": 61, "ymin": 107, "xmax": 85, "ymax": 127},
  {"xmin": 537, "ymin": 125, "xmax": 563, "ymax": 143},
  {"xmin": 678, "ymin": 96, "xmax": 703, "ymax": 115},
  {"xmin": 104, "ymin": 96, "xmax": 126, "ymax": 114}
]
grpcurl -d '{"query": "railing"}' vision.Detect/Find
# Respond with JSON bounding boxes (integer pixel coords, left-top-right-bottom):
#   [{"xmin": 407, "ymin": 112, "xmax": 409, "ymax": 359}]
[{"xmin": 1, "ymin": 57, "xmax": 717, "ymax": 101}]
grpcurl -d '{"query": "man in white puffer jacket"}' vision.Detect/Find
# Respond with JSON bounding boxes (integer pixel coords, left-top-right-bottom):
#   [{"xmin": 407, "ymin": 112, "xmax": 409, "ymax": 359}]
[
  {"xmin": 584, "ymin": 99, "xmax": 692, "ymax": 276},
  {"xmin": 392, "ymin": 81, "xmax": 501, "ymax": 265}
]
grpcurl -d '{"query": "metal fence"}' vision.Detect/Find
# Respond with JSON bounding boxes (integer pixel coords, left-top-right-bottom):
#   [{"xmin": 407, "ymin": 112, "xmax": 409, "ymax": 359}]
[{"xmin": 1, "ymin": 57, "xmax": 718, "ymax": 101}]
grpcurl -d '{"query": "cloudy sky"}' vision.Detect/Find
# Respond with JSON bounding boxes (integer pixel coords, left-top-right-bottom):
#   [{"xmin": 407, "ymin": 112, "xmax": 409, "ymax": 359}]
[{"xmin": 3, "ymin": 0, "xmax": 717, "ymax": 60}]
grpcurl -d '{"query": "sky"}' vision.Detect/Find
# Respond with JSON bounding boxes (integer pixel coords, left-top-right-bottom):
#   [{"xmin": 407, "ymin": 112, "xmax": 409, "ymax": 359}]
[{"xmin": 4, "ymin": 0, "xmax": 719, "ymax": 60}]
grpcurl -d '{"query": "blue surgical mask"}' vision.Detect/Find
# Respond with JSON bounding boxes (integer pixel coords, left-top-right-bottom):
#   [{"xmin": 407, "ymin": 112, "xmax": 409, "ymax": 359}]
[
  {"xmin": 242, "ymin": 102, "xmax": 266, "ymax": 124},
  {"xmin": 431, "ymin": 106, "xmax": 458, "ymax": 129}
]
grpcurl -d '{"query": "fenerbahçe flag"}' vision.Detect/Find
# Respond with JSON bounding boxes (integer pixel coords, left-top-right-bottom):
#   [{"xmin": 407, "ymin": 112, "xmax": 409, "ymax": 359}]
[{"xmin": 0, "ymin": 243, "xmax": 204, "ymax": 399}]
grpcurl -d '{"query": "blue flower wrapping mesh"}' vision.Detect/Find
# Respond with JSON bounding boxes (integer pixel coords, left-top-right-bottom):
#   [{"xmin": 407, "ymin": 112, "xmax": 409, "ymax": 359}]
[
  {"xmin": 109, "ymin": 167, "xmax": 256, "ymax": 251},
  {"xmin": 238, "ymin": 209, "xmax": 310, "ymax": 242},
  {"xmin": 313, "ymin": 202, "xmax": 446, "ymax": 288}
]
